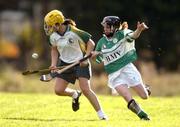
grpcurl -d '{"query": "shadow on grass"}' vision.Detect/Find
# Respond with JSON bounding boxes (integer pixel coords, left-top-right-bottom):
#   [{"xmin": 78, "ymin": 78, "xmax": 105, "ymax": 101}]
[{"xmin": 2, "ymin": 117, "xmax": 98, "ymax": 122}]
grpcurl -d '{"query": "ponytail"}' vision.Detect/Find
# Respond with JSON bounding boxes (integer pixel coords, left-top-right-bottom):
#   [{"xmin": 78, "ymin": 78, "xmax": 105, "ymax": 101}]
[
  {"xmin": 63, "ymin": 19, "xmax": 76, "ymax": 26},
  {"xmin": 121, "ymin": 21, "xmax": 128, "ymax": 30}
]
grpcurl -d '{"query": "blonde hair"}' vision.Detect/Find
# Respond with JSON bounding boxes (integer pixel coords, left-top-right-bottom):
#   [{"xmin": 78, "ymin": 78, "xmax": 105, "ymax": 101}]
[
  {"xmin": 121, "ymin": 21, "xmax": 128, "ymax": 30},
  {"xmin": 63, "ymin": 19, "xmax": 76, "ymax": 26}
]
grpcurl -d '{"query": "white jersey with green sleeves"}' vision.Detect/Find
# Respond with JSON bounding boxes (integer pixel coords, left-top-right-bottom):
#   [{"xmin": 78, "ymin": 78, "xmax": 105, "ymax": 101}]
[
  {"xmin": 95, "ymin": 29, "xmax": 137, "ymax": 74},
  {"xmin": 49, "ymin": 25, "xmax": 91, "ymax": 63}
]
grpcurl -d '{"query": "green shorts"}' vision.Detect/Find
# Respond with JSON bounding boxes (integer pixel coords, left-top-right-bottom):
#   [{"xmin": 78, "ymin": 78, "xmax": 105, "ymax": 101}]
[{"xmin": 56, "ymin": 60, "xmax": 91, "ymax": 84}]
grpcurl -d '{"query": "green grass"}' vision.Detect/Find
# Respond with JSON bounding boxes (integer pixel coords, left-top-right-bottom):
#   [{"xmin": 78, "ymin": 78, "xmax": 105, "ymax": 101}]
[{"xmin": 0, "ymin": 93, "xmax": 180, "ymax": 127}]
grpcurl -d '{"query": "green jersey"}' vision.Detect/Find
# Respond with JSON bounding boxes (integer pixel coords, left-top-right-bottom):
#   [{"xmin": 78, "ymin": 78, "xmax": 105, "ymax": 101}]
[{"xmin": 95, "ymin": 29, "xmax": 137, "ymax": 74}]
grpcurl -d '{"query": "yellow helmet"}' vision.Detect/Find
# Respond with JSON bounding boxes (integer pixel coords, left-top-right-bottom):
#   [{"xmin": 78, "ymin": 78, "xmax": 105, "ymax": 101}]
[{"xmin": 44, "ymin": 10, "xmax": 65, "ymax": 35}]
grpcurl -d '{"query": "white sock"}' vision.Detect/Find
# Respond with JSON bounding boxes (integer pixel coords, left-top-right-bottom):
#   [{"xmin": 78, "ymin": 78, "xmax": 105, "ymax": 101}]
[
  {"xmin": 72, "ymin": 91, "xmax": 78, "ymax": 99},
  {"xmin": 97, "ymin": 109, "xmax": 107, "ymax": 119}
]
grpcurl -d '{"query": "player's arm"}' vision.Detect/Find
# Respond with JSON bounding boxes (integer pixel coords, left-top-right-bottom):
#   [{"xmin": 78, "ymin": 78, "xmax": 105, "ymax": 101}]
[
  {"xmin": 91, "ymin": 42, "xmax": 102, "ymax": 59},
  {"xmin": 74, "ymin": 27, "xmax": 94, "ymax": 66},
  {"xmin": 79, "ymin": 39, "xmax": 95, "ymax": 67},
  {"xmin": 50, "ymin": 46, "xmax": 59, "ymax": 70},
  {"xmin": 91, "ymin": 40, "xmax": 103, "ymax": 63},
  {"xmin": 91, "ymin": 51, "xmax": 102, "ymax": 58},
  {"xmin": 128, "ymin": 22, "xmax": 148, "ymax": 39},
  {"xmin": 85, "ymin": 39, "xmax": 95, "ymax": 56},
  {"xmin": 48, "ymin": 34, "xmax": 59, "ymax": 70}
]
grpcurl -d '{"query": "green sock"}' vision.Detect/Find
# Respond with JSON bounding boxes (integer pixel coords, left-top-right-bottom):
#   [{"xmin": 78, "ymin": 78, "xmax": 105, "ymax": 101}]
[
  {"xmin": 138, "ymin": 110, "xmax": 148, "ymax": 119},
  {"xmin": 127, "ymin": 99, "xmax": 150, "ymax": 120}
]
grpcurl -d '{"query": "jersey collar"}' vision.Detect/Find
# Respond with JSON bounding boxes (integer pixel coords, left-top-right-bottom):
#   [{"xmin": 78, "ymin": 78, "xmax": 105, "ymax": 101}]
[{"xmin": 57, "ymin": 25, "xmax": 70, "ymax": 36}]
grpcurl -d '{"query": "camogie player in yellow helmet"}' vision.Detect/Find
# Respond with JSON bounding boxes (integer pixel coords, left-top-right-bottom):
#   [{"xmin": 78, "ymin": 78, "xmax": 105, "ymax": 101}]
[{"xmin": 43, "ymin": 10, "xmax": 108, "ymax": 120}]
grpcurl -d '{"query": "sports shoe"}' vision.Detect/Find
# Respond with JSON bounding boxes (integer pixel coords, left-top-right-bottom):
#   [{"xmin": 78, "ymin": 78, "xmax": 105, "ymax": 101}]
[
  {"xmin": 72, "ymin": 91, "xmax": 82, "ymax": 112},
  {"xmin": 145, "ymin": 84, "xmax": 151, "ymax": 96},
  {"xmin": 138, "ymin": 110, "xmax": 150, "ymax": 120},
  {"xmin": 100, "ymin": 116, "xmax": 108, "ymax": 120}
]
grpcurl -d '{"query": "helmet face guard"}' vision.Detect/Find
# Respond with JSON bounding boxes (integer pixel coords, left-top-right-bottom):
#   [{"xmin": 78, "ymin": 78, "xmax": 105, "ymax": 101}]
[
  {"xmin": 44, "ymin": 10, "xmax": 64, "ymax": 36},
  {"xmin": 101, "ymin": 16, "xmax": 121, "ymax": 37},
  {"xmin": 44, "ymin": 23, "xmax": 54, "ymax": 36}
]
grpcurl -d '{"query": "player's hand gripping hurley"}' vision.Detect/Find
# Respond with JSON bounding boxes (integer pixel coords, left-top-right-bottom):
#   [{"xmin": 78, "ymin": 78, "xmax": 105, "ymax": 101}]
[{"xmin": 40, "ymin": 53, "xmax": 92, "ymax": 82}]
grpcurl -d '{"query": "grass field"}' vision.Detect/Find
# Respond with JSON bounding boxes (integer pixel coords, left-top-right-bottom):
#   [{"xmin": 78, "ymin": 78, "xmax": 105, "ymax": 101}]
[{"xmin": 0, "ymin": 93, "xmax": 180, "ymax": 127}]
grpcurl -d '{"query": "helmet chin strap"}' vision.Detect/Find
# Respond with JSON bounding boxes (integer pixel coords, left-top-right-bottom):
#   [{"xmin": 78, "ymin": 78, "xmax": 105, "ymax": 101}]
[
  {"xmin": 105, "ymin": 25, "xmax": 116, "ymax": 38},
  {"xmin": 105, "ymin": 33, "xmax": 114, "ymax": 38}
]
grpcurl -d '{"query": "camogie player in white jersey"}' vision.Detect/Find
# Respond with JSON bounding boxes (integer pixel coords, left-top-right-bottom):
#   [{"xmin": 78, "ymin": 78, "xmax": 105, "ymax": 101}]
[
  {"xmin": 44, "ymin": 10, "xmax": 107, "ymax": 120},
  {"xmin": 92, "ymin": 16, "xmax": 151, "ymax": 120}
]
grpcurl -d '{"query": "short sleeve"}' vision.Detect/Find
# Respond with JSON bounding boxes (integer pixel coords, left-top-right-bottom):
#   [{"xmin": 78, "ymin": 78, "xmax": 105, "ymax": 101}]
[
  {"xmin": 124, "ymin": 29, "xmax": 135, "ymax": 43},
  {"xmin": 71, "ymin": 26, "xmax": 92, "ymax": 43},
  {"xmin": 49, "ymin": 33, "xmax": 57, "ymax": 46}
]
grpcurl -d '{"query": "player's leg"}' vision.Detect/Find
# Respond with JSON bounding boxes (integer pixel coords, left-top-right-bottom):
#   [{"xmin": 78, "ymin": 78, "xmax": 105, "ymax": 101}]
[
  {"xmin": 76, "ymin": 65, "xmax": 107, "ymax": 120},
  {"xmin": 55, "ymin": 77, "xmax": 81, "ymax": 112},
  {"xmin": 122, "ymin": 63, "xmax": 150, "ymax": 120},
  {"xmin": 132, "ymin": 84, "xmax": 149, "ymax": 99},
  {"xmin": 115, "ymin": 84, "xmax": 132, "ymax": 102},
  {"xmin": 130, "ymin": 64, "xmax": 150, "ymax": 99},
  {"xmin": 108, "ymin": 63, "xmax": 150, "ymax": 120},
  {"xmin": 115, "ymin": 85, "xmax": 150, "ymax": 120},
  {"xmin": 129, "ymin": 84, "xmax": 150, "ymax": 120},
  {"xmin": 127, "ymin": 98, "xmax": 150, "ymax": 120},
  {"xmin": 55, "ymin": 77, "xmax": 74, "ymax": 96},
  {"xmin": 131, "ymin": 71, "xmax": 151, "ymax": 99},
  {"xmin": 78, "ymin": 77, "xmax": 107, "ymax": 120},
  {"xmin": 55, "ymin": 60, "xmax": 82, "ymax": 111},
  {"xmin": 145, "ymin": 84, "xmax": 151, "ymax": 96}
]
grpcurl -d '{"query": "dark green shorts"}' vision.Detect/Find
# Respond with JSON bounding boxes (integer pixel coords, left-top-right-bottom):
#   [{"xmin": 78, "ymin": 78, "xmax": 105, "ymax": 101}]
[{"xmin": 56, "ymin": 60, "xmax": 91, "ymax": 84}]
